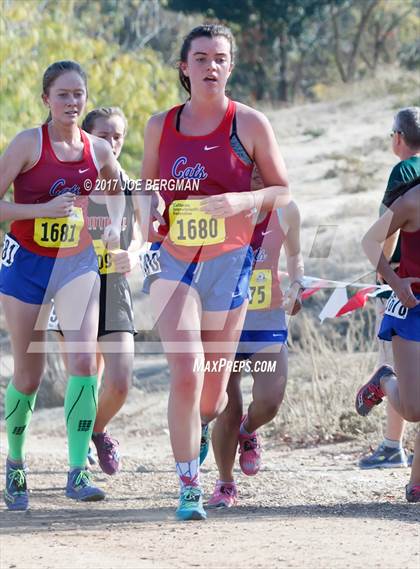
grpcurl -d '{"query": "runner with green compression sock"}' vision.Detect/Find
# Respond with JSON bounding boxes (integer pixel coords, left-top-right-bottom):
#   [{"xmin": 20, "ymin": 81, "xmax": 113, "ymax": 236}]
[{"xmin": 0, "ymin": 60, "xmax": 122, "ymax": 510}]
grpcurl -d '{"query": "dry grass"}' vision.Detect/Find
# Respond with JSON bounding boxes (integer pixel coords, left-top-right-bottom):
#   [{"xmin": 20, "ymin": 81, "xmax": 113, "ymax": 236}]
[
  {"xmin": 312, "ymin": 64, "xmax": 418, "ymax": 105},
  {"xmin": 266, "ymin": 304, "xmax": 417, "ymax": 449},
  {"xmin": 315, "ymin": 147, "xmax": 384, "ymax": 193}
]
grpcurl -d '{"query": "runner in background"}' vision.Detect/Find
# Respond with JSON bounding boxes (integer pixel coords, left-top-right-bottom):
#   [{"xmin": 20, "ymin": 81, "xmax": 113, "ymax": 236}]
[
  {"xmin": 0, "ymin": 61, "xmax": 123, "ymax": 510},
  {"xmin": 48, "ymin": 106, "xmax": 141, "ymax": 475},
  {"xmin": 356, "ymin": 177, "xmax": 420, "ymax": 503},
  {"xmin": 208, "ymin": 168, "xmax": 303, "ymax": 508},
  {"xmin": 359, "ymin": 107, "xmax": 420, "ymax": 469}
]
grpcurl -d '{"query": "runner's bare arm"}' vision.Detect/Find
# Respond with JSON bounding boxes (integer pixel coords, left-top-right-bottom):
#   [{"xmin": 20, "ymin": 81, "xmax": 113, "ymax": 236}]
[
  {"xmin": 0, "ymin": 130, "xmax": 76, "ymax": 222},
  {"xmin": 138, "ymin": 113, "xmax": 167, "ymax": 242},
  {"xmin": 376, "ymin": 231, "xmax": 400, "ymax": 282},
  {"xmin": 92, "ymin": 136, "xmax": 124, "ymax": 249},
  {"xmin": 282, "ymin": 201, "xmax": 304, "ymax": 315},
  {"xmin": 283, "ymin": 202, "xmax": 303, "ymax": 279},
  {"xmin": 111, "ymin": 205, "xmax": 143, "ymax": 273},
  {"xmin": 130, "ymin": 203, "xmax": 145, "ymax": 249},
  {"xmin": 362, "ymin": 191, "xmax": 420, "ymax": 307}
]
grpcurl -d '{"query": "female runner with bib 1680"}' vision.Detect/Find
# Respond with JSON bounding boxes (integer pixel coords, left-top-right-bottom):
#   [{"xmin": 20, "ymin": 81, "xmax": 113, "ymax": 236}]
[
  {"xmin": 140, "ymin": 24, "xmax": 290, "ymax": 520},
  {"xmin": 0, "ymin": 61, "xmax": 123, "ymax": 510}
]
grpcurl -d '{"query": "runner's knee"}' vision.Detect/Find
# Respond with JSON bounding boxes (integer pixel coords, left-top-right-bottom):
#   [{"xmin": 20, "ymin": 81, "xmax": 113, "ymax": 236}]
[
  {"xmin": 106, "ymin": 374, "xmax": 131, "ymax": 398},
  {"xmin": 400, "ymin": 404, "xmax": 420, "ymax": 423},
  {"xmin": 201, "ymin": 392, "xmax": 228, "ymax": 420},
  {"xmin": 103, "ymin": 359, "xmax": 132, "ymax": 393},
  {"xmin": 171, "ymin": 372, "xmax": 202, "ymax": 399},
  {"xmin": 67, "ymin": 353, "xmax": 97, "ymax": 377},
  {"xmin": 13, "ymin": 369, "xmax": 43, "ymax": 394},
  {"xmin": 261, "ymin": 398, "xmax": 282, "ymax": 420},
  {"xmin": 221, "ymin": 399, "xmax": 243, "ymax": 429}
]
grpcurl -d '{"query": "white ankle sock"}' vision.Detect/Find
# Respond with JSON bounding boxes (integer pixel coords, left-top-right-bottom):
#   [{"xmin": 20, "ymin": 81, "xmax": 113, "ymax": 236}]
[
  {"xmin": 383, "ymin": 438, "xmax": 402, "ymax": 450},
  {"xmin": 176, "ymin": 458, "xmax": 200, "ymax": 489}
]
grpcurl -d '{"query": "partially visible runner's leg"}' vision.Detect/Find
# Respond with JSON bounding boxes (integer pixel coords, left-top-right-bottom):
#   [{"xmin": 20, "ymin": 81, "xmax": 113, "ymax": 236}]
[
  {"xmin": 92, "ymin": 332, "xmax": 133, "ymax": 475},
  {"xmin": 359, "ymin": 298, "xmax": 409, "ymax": 469},
  {"xmin": 358, "ymin": 335, "xmax": 420, "ymax": 501},
  {"xmin": 387, "ymin": 336, "xmax": 420, "ymax": 501},
  {"xmin": 199, "ymin": 300, "xmax": 248, "ymax": 470},
  {"xmin": 238, "ymin": 346, "xmax": 287, "ymax": 477},
  {"xmin": 208, "ymin": 372, "xmax": 242, "ymax": 508}
]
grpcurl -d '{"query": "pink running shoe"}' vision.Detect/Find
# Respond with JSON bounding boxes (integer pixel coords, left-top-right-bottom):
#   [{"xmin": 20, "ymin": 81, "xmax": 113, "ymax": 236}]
[
  {"xmin": 92, "ymin": 431, "xmax": 121, "ymax": 475},
  {"xmin": 207, "ymin": 481, "xmax": 238, "ymax": 509},
  {"xmin": 238, "ymin": 415, "xmax": 262, "ymax": 476}
]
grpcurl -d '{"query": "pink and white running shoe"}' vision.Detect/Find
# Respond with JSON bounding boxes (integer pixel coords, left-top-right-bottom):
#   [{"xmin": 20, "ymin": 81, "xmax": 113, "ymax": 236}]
[
  {"xmin": 238, "ymin": 415, "xmax": 262, "ymax": 476},
  {"xmin": 207, "ymin": 481, "xmax": 238, "ymax": 509}
]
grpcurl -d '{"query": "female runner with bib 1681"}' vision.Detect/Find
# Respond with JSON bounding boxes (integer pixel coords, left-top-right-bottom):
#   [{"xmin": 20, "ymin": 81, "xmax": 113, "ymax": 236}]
[
  {"xmin": 140, "ymin": 24, "xmax": 290, "ymax": 520},
  {"xmin": 0, "ymin": 60, "xmax": 123, "ymax": 510}
]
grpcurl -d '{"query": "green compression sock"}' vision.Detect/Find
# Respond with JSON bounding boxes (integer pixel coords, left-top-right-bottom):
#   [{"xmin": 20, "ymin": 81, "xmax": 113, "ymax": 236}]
[
  {"xmin": 5, "ymin": 382, "xmax": 37, "ymax": 463},
  {"xmin": 64, "ymin": 375, "xmax": 98, "ymax": 469}
]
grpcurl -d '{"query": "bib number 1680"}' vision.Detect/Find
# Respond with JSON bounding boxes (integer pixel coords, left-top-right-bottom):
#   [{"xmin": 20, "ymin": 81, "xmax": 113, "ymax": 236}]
[{"xmin": 176, "ymin": 217, "xmax": 218, "ymax": 241}]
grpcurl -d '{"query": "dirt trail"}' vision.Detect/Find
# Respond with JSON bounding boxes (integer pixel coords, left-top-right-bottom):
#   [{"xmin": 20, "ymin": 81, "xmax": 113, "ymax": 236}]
[{"xmin": 1, "ymin": 370, "xmax": 419, "ymax": 569}]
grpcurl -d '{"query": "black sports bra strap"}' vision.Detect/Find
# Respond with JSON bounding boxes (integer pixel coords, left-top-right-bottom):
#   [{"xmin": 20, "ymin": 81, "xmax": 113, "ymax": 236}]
[
  {"xmin": 175, "ymin": 104, "xmax": 186, "ymax": 132},
  {"xmin": 231, "ymin": 112, "xmax": 237, "ymax": 137}
]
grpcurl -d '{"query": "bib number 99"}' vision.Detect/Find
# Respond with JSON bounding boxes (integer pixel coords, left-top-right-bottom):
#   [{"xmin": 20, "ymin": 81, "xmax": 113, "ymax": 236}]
[{"xmin": 92, "ymin": 239, "xmax": 116, "ymax": 275}]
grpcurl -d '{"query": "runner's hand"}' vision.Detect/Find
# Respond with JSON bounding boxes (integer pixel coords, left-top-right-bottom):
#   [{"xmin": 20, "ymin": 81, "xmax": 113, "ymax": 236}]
[
  {"xmin": 102, "ymin": 223, "xmax": 120, "ymax": 250},
  {"xmin": 40, "ymin": 193, "xmax": 76, "ymax": 218},
  {"xmin": 393, "ymin": 277, "xmax": 420, "ymax": 309},
  {"xmin": 200, "ymin": 192, "xmax": 254, "ymax": 218},
  {"xmin": 139, "ymin": 191, "xmax": 165, "ymax": 243},
  {"xmin": 281, "ymin": 285, "xmax": 303, "ymax": 315},
  {"xmin": 111, "ymin": 249, "xmax": 139, "ymax": 273},
  {"xmin": 149, "ymin": 192, "xmax": 166, "ymax": 242}
]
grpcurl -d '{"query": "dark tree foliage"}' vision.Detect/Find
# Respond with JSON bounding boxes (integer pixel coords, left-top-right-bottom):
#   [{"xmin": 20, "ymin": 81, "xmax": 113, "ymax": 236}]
[{"xmin": 167, "ymin": 0, "xmax": 345, "ymax": 101}]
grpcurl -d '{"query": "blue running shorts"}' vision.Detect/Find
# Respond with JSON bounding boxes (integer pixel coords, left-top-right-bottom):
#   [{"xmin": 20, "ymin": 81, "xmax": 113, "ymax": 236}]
[
  {"xmin": 141, "ymin": 243, "xmax": 253, "ymax": 312},
  {"xmin": 236, "ymin": 306, "xmax": 288, "ymax": 360},
  {"xmin": 378, "ymin": 292, "xmax": 420, "ymax": 342},
  {"xmin": 0, "ymin": 233, "xmax": 98, "ymax": 305}
]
